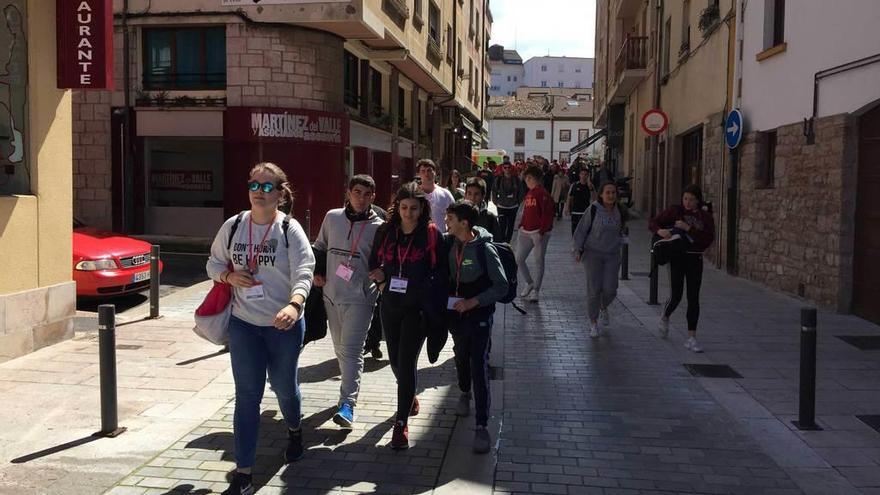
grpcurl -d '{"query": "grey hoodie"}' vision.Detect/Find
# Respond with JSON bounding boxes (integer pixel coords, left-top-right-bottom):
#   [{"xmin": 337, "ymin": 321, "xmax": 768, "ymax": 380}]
[
  {"xmin": 447, "ymin": 226, "xmax": 509, "ymax": 309},
  {"xmin": 313, "ymin": 207, "xmax": 384, "ymax": 306},
  {"xmin": 572, "ymin": 201, "xmax": 623, "ymax": 255}
]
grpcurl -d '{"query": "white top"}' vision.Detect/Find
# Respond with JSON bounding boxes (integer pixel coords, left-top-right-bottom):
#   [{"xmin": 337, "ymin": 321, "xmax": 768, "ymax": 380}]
[{"xmin": 424, "ymin": 186, "xmax": 456, "ymax": 233}]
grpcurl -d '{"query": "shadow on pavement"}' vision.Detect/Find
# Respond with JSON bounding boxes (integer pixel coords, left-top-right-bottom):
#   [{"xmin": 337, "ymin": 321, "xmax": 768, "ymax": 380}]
[
  {"xmin": 176, "ymin": 347, "xmax": 229, "ymax": 366},
  {"xmin": 9, "ymin": 434, "xmax": 103, "ymax": 464},
  {"xmin": 157, "ymin": 484, "xmax": 211, "ymax": 495}
]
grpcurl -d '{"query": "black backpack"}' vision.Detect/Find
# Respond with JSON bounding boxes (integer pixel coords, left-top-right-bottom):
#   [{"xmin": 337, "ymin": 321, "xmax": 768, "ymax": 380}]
[
  {"xmin": 476, "ymin": 241, "xmax": 527, "ymax": 315},
  {"xmin": 227, "ymin": 212, "xmax": 292, "ymax": 250}
]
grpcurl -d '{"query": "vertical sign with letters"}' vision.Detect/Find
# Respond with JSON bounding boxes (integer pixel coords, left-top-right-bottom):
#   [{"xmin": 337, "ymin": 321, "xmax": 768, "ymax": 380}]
[{"xmin": 56, "ymin": 0, "xmax": 113, "ymax": 89}]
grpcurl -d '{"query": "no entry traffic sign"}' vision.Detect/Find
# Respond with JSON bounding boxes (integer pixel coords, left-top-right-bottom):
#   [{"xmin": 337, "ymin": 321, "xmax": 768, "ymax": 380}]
[{"xmin": 641, "ymin": 109, "xmax": 668, "ymax": 136}]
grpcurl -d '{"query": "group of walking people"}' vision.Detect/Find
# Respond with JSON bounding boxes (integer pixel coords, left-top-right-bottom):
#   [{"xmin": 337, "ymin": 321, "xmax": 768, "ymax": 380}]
[
  {"xmin": 207, "ymin": 160, "xmax": 508, "ymax": 495},
  {"xmin": 206, "ymin": 155, "xmax": 716, "ymax": 495}
]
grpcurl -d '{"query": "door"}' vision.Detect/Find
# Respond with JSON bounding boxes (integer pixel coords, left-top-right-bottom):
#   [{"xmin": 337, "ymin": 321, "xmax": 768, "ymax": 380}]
[
  {"xmin": 681, "ymin": 126, "xmax": 703, "ymax": 190},
  {"xmin": 853, "ymin": 105, "xmax": 880, "ymax": 323}
]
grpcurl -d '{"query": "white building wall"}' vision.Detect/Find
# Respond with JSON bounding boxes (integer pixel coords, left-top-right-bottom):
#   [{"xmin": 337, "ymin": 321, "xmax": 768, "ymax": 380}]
[
  {"xmin": 740, "ymin": 0, "xmax": 880, "ymax": 131},
  {"xmin": 524, "ymin": 57, "xmax": 594, "ymax": 89},
  {"xmin": 489, "ymin": 62, "xmax": 525, "ymax": 97},
  {"xmin": 552, "ymin": 121, "xmax": 600, "ymax": 162},
  {"xmin": 487, "ymin": 118, "xmax": 598, "ymax": 161}
]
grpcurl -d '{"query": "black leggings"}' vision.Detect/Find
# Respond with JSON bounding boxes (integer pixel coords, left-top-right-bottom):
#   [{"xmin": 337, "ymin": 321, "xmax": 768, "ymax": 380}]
[
  {"xmin": 664, "ymin": 254, "xmax": 703, "ymax": 331},
  {"xmin": 380, "ymin": 303, "xmax": 426, "ymax": 424}
]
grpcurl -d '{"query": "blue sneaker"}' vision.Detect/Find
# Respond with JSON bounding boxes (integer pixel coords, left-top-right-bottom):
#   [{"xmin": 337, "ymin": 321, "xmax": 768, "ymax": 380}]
[{"xmin": 333, "ymin": 402, "xmax": 355, "ymax": 428}]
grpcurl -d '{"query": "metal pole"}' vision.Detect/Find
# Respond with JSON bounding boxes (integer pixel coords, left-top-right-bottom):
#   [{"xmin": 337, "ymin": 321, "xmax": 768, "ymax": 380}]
[
  {"xmin": 97, "ymin": 305, "xmax": 126, "ymax": 437},
  {"xmin": 149, "ymin": 245, "xmax": 160, "ymax": 319},
  {"xmin": 648, "ymin": 248, "xmax": 659, "ymax": 305},
  {"xmin": 793, "ymin": 308, "xmax": 821, "ymax": 430},
  {"xmin": 305, "ymin": 209, "xmax": 312, "ymax": 239},
  {"xmin": 620, "ymin": 226, "xmax": 629, "ymax": 280}
]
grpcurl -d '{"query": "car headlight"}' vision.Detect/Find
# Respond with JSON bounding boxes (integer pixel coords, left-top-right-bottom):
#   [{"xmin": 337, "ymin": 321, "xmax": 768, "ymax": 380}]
[{"xmin": 75, "ymin": 259, "xmax": 119, "ymax": 271}]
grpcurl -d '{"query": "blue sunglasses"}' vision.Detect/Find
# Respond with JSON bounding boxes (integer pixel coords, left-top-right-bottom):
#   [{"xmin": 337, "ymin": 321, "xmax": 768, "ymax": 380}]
[{"xmin": 248, "ymin": 181, "xmax": 277, "ymax": 193}]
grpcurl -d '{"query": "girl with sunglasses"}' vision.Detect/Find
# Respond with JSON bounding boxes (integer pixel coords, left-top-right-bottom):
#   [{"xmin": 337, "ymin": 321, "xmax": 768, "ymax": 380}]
[{"xmin": 206, "ymin": 162, "xmax": 315, "ymax": 495}]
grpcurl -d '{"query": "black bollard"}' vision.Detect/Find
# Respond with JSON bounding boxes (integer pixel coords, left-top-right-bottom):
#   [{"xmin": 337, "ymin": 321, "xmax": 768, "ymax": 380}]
[
  {"xmin": 793, "ymin": 308, "xmax": 821, "ymax": 430},
  {"xmin": 96, "ymin": 305, "xmax": 126, "ymax": 437},
  {"xmin": 620, "ymin": 226, "xmax": 630, "ymax": 280},
  {"xmin": 648, "ymin": 249, "xmax": 659, "ymax": 305},
  {"xmin": 149, "ymin": 244, "xmax": 160, "ymax": 319}
]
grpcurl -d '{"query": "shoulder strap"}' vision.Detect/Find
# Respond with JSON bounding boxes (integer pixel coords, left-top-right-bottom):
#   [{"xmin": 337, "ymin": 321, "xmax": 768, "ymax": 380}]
[
  {"xmin": 281, "ymin": 214, "xmax": 291, "ymax": 248},
  {"xmin": 227, "ymin": 212, "xmax": 245, "ymax": 251},
  {"xmin": 585, "ymin": 203, "xmax": 598, "ymax": 238},
  {"xmin": 427, "ymin": 223, "xmax": 438, "ymax": 267}
]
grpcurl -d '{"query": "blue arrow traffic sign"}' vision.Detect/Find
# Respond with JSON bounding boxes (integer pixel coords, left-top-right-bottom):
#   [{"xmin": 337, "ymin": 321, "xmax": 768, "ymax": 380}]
[{"xmin": 725, "ymin": 109, "xmax": 744, "ymax": 149}]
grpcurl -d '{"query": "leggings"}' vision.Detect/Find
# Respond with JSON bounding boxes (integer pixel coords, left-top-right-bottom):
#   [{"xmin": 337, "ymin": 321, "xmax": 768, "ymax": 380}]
[
  {"xmin": 664, "ymin": 253, "xmax": 704, "ymax": 331},
  {"xmin": 380, "ymin": 303, "xmax": 427, "ymax": 424}
]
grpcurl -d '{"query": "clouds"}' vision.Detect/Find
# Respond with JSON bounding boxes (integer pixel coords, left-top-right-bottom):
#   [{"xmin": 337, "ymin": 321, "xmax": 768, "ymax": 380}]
[{"xmin": 489, "ymin": 0, "xmax": 596, "ymax": 61}]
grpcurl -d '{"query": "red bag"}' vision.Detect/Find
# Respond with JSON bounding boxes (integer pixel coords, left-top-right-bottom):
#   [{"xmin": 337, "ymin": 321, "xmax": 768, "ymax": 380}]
[{"xmin": 193, "ymin": 263, "xmax": 234, "ymax": 345}]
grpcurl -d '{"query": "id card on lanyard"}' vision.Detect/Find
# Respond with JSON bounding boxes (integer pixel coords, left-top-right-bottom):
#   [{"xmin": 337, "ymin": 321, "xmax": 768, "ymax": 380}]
[
  {"xmin": 336, "ymin": 221, "xmax": 368, "ymax": 283},
  {"xmin": 389, "ymin": 233, "xmax": 414, "ymax": 294}
]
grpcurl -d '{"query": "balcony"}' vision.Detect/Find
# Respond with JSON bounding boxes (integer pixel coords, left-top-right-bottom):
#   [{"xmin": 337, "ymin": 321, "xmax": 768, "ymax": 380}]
[{"xmin": 612, "ymin": 35, "xmax": 648, "ymax": 100}]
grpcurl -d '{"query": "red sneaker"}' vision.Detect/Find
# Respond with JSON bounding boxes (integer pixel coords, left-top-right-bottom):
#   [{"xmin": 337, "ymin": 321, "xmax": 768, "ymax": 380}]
[
  {"xmin": 391, "ymin": 421, "xmax": 409, "ymax": 450},
  {"xmin": 410, "ymin": 396, "xmax": 420, "ymax": 417}
]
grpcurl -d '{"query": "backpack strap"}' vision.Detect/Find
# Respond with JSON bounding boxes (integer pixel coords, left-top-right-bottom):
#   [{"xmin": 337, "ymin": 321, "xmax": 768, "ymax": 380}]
[
  {"xmin": 584, "ymin": 203, "xmax": 598, "ymax": 239},
  {"xmin": 427, "ymin": 223, "xmax": 438, "ymax": 267},
  {"xmin": 226, "ymin": 212, "xmax": 245, "ymax": 251}
]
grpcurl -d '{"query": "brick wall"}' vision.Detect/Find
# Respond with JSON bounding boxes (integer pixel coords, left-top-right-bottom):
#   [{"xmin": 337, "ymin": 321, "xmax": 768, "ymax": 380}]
[
  {"xmin": 737, "ymin": 114, "xmax": 858, "ymax": 310},
  {"xmin": 72, "ymin": 90, "xmax": 113, "ymax": 229},
  {"xmin": 226, "ymin": 23, "xmax": 344, "ymax": 112}
]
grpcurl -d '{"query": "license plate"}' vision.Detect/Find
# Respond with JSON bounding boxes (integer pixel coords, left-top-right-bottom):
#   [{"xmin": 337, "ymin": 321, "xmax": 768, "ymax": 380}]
[{"xmin": 133, "ymin": 271, "xmax": 151, "ymax": 283}]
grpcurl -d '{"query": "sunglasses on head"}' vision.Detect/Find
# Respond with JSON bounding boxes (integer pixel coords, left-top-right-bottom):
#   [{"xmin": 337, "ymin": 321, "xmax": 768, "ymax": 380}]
[{"xmin": 248, "ymin": 181, "xmax": 278, "ymax": 193}]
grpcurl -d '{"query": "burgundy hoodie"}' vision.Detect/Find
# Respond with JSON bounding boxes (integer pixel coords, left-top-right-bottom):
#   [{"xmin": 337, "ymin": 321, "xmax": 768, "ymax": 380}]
[{"xmin": 649, "ymin": 205, "xmax": 715, "ymax": 253}]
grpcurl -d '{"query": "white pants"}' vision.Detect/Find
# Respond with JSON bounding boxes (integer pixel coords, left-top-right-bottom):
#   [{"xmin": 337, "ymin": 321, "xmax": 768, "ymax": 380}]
[
  {"xmin": 325, "ymin": 301, "xmax": 375, "ymax": 407},
  {"xmin": 514, "ymin": 229, "xmax": 551, "ymax": 292}
]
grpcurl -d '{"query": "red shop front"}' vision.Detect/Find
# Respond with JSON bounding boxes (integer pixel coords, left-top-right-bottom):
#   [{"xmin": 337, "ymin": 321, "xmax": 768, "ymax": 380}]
[{"xmin": 224, "ymin": 107, "xmax": 350, "ymax": 239}]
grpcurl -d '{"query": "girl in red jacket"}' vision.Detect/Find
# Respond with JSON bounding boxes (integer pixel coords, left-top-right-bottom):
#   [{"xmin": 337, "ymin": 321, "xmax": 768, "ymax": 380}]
[{"xmin": 649, "ymin": 184, "xmax": 715, "ymax": 352}]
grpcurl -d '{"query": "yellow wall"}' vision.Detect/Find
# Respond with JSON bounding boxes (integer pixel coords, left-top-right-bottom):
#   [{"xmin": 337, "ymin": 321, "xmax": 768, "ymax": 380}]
[{"xmin": 0, "ymin": 0, "xmax": 72, "ymax": 295}]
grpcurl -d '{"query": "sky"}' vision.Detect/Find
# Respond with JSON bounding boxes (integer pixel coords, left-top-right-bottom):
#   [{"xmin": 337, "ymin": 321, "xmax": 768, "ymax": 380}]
[{"xmin": 489, "ymin": 0, "xmax": 596, "ymax": 62}]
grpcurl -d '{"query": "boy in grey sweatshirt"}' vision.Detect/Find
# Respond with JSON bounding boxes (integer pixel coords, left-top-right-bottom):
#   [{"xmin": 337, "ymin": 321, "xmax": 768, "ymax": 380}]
[{"xmin": 312, "ymin": 175, "xmax": 385, "ymax": 428}]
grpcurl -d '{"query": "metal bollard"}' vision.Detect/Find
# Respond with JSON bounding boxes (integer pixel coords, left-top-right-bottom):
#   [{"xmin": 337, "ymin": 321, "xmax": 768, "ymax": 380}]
[
  {"xmin": 620, "ymin": 226, "xmax": 630, "ymax": 280},
  {"xmin": 648, "ymin": 249, "xmax": 659, "ymax": 305},
  {"xmin": 793, "ymin": 308, "xmax": 822, "ymax": 430},
  {"xmin": 97, "ymin": 305, "xmax": 126, "ymax": 437},
  {"xmin": 149, "ymin": 244, "xmax": 160, "ymax": 319}
]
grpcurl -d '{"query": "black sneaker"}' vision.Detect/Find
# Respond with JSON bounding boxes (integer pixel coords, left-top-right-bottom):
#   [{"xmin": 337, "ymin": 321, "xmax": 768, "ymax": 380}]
[
  {"xmin": 370, "ymin": 346, "xmax": 383, "ymax": 360},
  {"xmin": 224, "ymin": 471, "xmax": 254, "ymax": 495},
  {"xmin": 284, "ymin": 427, "xmax": 304, "ymax": 463}
]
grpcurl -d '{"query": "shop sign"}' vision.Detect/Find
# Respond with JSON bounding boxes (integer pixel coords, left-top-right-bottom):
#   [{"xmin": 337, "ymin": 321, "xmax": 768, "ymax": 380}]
[
  {"xmin": 150, "ymin": 170, "xmax": 213, "ymax": 191},
  {"xmin": 225, "ymin": 107, "xmax": 349, "ymax": 147},
  {"xmin": 56, "ymin": 0, "xmax": 114, "ymax": 89},
  {"xmin": 221, "ymin": 0, "xmax": 348, "ymax": 5}
]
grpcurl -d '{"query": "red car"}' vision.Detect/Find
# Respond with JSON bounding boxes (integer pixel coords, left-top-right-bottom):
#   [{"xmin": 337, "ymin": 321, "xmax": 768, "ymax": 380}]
[{"xmin": 73, "ymin": 219, "xmax": 164, "ymax": 297}]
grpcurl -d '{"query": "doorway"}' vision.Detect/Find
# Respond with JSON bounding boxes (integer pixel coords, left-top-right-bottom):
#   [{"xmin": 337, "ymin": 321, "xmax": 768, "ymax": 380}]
[{"xmin": 853, "ymin": 104, "xmax": 880, "ymax": 323}]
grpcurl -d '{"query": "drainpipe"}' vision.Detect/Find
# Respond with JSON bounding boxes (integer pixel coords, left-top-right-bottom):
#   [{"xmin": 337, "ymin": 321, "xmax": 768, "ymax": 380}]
[
  {"xmin": 122, "ymin": 0, "xmax": 132, "ymax": 233},
  {"xmin": 649, "ymin": 0, "xmax": 662, "ymax": 216},
  {"xmin": 726, "ymin": 0, "xmax": 744, "ymax": 274}
]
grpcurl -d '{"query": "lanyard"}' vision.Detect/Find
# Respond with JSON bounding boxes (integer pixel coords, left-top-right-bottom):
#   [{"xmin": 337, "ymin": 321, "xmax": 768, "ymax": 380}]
[
  {"xmin": 347, "ymin": 221, "xmax": 369, "ymax": 261},
  {"xmin": 248, "ymin": 216, "xmax": 273, "ymax": 273},
  {"xmin": 396, "ymin": 231, "xmax": 415, "ymax": 278},
  {"xmin": 454, "ymin": 239, "xmax": 471, "ymax": 297}
]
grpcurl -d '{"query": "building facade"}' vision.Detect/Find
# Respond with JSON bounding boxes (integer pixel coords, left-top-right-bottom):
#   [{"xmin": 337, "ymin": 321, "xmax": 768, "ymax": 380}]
[
  {"xmin": 0, "ymin": 0, "xmax": 76, "ymax": 361},
  {"xmin": 486, "ymin": 88, "xmax": 598, "ymax": 162},
  {"xmin": 488, "ymin": 44, "xmax": 524, "ymax": 97},
  {"xmin": 524, "ymin": 56, "xmax": 594, "ymax": 89},
  {"xmin": 73, "ymin": 0, "xmax": 491, "ymax": 238},
  {"xmin": 594, "ymin": 0, "xmax": 880, "ymax": 323}
]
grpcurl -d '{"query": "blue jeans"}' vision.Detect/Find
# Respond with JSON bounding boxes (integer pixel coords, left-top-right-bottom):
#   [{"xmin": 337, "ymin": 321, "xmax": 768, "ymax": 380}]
[
  {"xmin": 450, "ymin": 314, "xmax": 493, "ymax": 426},
  {"xmin": 228, "ymin": 315, "xmax": 305, "ymax": 469}
]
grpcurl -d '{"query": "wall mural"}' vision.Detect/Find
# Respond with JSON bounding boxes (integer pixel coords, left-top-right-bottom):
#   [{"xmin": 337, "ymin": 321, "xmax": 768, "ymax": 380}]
[{"xmin": 0, "ymin": 0, "xmax": 27, "ymax": 195}]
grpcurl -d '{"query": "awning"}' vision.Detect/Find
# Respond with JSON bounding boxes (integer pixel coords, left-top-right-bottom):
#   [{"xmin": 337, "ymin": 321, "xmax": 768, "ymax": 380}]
[
  {"xmin": 459, "ymin": 115, "xmax": 477, "ymax": 135},
  {"xmin": 570, "ymin": 128, "xmax": 607, "ymax": 154}
]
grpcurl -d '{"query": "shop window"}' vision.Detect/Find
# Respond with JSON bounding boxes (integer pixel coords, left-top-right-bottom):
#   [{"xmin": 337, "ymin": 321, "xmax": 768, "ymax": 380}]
[
  {"xmin": 143, "ymin": 27, "xmax": 226, "ymax": 90},
  {"xmin": 343, "ymin": 50, "xmax": 359, "ymax": 108},
  {"xmin": 0, "ymin": 0, "xmax": 29, "ymax": 195},
  {"xmin": 514, "ymin": 128, "xmax": 525, "ymax": 147},
  {"xmin": 756, "ymin": 130, "xmax": 777, "ymax": 189},
  {"xmin": 147, "ymin": 138, "xmax": 224, "ymax": 208},
  {"xmin": 559, "ymin": 129, "xmax": 571, "ymax": 142}
]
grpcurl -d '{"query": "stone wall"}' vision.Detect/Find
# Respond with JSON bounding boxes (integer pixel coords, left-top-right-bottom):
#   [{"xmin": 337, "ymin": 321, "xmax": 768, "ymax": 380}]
[
  {"xmin": 225, "ymin": 23, "xmax": 344, "ymax": 112},
  {"xmin": 0, "ymin": 282, "xmax": 76, "ymax": 363},
  {"xmin": 700, "ymin": 111, "xmax": 725, "ymax": 266},
  {"xmin": 737, "ymin": 114, "xmax": 857, "ymax": 310},
  {"xmin": 72, "ymin": 90, "xmax": 113, "ymax": 228}
]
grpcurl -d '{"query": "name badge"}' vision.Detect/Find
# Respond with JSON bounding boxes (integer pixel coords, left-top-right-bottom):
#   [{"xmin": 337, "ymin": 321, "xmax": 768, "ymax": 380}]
[
  {"xmin": 389, "ymin": 276, "xmax": 409, "ymax": 294},
  {"xmin": 243, "ymin": 283, "xmax": 265, "ymax": 301},
  {"xmin": 447, "ymin": 296, "xmax": 464, "ymax": 310},
  {"xmin": 335, "ymin": 263, "xmax": 355, "ymax": 282}
]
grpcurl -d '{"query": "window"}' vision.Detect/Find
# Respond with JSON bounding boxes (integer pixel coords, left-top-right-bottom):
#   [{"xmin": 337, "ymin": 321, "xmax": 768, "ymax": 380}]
[
  {"xmin": 578, "ymin": 129, "xmax": 589, "ymax": 142},
  {"xmin": 541, "ymin": 65, "xmax": 547, "ymax": 72},
  {"xmin": 513, "ymin": 76, "xmax": 517, "ymax": 81},
  {"xmin": 680, "ymin": 0, "xmax": 691, "ymax": 54},
  {"xmin": 559, "ymin": 129, "xmax": 571, "ymax": 142},
  {"xmin": 558, "ymin": 81, "xmax": 564, "ymax": 87},
  {"xmin": 446, "ymin": 24, "xmax": 454, "ymax": 59},
  {"xmin": 343, "ymin": 50, "xmax": 359, "ymax": 108},
  {"xmin": 398, "ymin": 87, "xmax": 406, "ymax": 125},
  {"xmin": 507, "ymin": 75, "xmax": 511, "ymax": 82},
  {"xmin": 457, "ymin": 39, "xmax": 463, "ymax": 75},
  {"xmin": 575, "ymin": 67, "xmax": 582, "ymax": 73},
  {"xmin": 541, "ymin": 81, "xmax": 547, "ymax": 87},
  {"xmin": 763, "ymin": 0, "xmax": 786, "ymax": 49},
  {"xmin": 143, "ymin": 27, "xmax": 226, "ymax": 90},
  {"xmin": 428, "ymin": 2, "xmax": 441, "ymax": 43},
  {"xmin": 514, "ymin": 128, "xmax": 525, "ymax": 146},
  {"xmin": 559, "ymin": 151, "xmax": 570, "ymax": 162},
  {"xmin": 536, "ymin": 130, "xmax": 545, "ymax": 140},
  {"xmin": 370, "ymin": 68, "xmax": 383, "ymax": 115},
  {"xmin": 756, "ymin": 130, "xmax": 777, "ymax": 188},
  {"xmin": 514, "ymin": 152, "xmax": 525, "ymax": 162},
  {"xmin": 558, "ymin": 65, "xmax": 564, "ymax": 72}
]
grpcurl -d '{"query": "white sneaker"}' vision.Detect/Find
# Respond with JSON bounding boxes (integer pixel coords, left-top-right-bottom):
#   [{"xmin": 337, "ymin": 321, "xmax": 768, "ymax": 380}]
[
  {"xmin": 589, "ymin": 322, "xmax": 599, "ymax": 338},
  {"xmin": 658, "ymin": 317, "xmax": 669, "ymax": 339},
  {"xmin": 599, "ymin": 308, "xmax": 610, "ymax": 326},
  {"xmin": 528, "ymin": 290, "xmax": 539, "ymax": 302},
  {"xmin": 520, "ymin": 284, "xmax": 533, "ymax": 298},
  {"xmin": 684, "ymin": 337, "xmax": 704, "ymax": 353}
]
